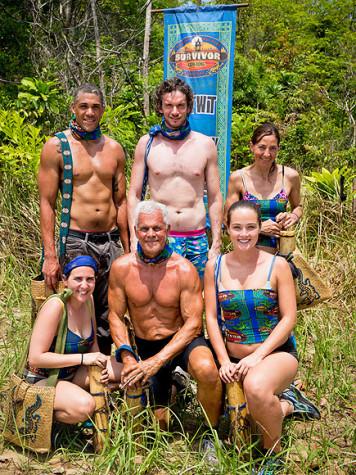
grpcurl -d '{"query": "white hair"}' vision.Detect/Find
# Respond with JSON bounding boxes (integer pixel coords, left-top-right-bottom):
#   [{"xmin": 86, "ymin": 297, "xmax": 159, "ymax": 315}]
[{"xmin": 134, "ymin": 200, "xmax": 170, "ymax": 227}]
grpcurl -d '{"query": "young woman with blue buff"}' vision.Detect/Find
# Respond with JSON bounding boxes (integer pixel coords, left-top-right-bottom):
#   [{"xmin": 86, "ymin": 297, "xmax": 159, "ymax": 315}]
[
  {"xmin": 205, "ymin": 201, "xmax": 298, "ymax": 469},
  {"xmin": 24, "ymin": 255, "xmax": 122, "ymax": 424}
]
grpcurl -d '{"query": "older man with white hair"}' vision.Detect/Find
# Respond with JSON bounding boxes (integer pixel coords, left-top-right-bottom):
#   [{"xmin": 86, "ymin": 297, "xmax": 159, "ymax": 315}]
[{"xmin": 108, "ymin": 200, "xmax": 222, "ymax": 440}]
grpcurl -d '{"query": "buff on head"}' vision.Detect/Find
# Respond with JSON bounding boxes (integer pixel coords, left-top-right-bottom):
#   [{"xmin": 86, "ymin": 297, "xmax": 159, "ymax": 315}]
[{"xmin": 63, "ymin": 255, "xmax": 98, "ymax": 277}]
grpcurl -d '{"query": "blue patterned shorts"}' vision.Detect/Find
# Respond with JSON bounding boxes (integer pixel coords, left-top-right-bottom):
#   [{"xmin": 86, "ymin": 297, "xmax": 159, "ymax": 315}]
[{"xmin": 168, "ymin": 229, "xmax": 208, "ymax": 278}]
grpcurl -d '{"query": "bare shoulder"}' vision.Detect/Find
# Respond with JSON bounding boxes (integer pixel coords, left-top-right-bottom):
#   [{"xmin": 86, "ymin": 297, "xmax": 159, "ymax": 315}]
[
  {"xmin": 103, "ymin": 135, "xmax": 125, "ymax": 160},
  {"xmin": 191, "ymin": 131, "xmax": 216, "ymax": 149},
  {"xmin": 111, "ymin": 252, "xmax": 136, "ymax": 275},
  {"xmin": 172, "ymin": 253, "xmax": 200, "ymax": 285},
  {"xmin": 37, "ymin": 296, "xmax": 64, "ymax": 321},
  {"xmin": 136, "ymin": 133, "xmax": 150, "ymax": 149},
  {"xmin": 229, "ymin": 168, "xmax": 244, "ymax": 184},
  {"xmin": 283, "ymin": 165, "xmax": 300, "ymax": 180},
  {"xmin": 273, "ymin": 254, "xmax": 291, "ymax": 273},
  {"xmin": 40, "ymin": 135, "xmax": 62, "ymax": 163}
]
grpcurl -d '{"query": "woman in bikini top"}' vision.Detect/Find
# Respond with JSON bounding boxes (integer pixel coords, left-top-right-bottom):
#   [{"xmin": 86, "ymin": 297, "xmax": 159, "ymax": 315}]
[
  {"xmin": 25, "ymin": 255, "xmax": 122, "ymax": 425},
  {"xmin": 225, "ymin": 122, "xmax": 302, "ymax": 251},
  {"xmin": 205, "ymin": 201, "xmax": 298, "ymax": 459}
]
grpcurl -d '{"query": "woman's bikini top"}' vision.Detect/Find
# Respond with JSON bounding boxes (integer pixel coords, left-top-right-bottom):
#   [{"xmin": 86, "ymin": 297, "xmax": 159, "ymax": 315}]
[
  {"xmin": 217, "ymin": 255, "xmax": 280, "ymax": 345},
  {"xmin": 26, "ymin": 300, "xmax": 95, "ymax": 381},
  {"xmin": 241, "ymin": 165, "xmax": 288, "ymax": 248}
]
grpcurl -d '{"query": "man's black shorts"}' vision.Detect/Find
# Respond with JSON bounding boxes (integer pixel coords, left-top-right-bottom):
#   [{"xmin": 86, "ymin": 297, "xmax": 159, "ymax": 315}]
[{"xmin": 135, "ymin": 334, "xmax": 208, "ymax": 406}]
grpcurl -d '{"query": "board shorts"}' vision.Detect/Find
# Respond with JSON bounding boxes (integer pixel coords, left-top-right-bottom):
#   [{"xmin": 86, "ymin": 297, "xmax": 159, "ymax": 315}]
[
  {"xmin": 135, "ymin": 334, "xmax": 209, "ymax": 406},
  {"xmin": 168, "ymin": 229, "xmax": 208, "ymax": 279}
]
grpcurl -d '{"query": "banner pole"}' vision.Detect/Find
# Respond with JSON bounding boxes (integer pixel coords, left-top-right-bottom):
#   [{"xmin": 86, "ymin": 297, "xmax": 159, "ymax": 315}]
[{"xmin": 152, "ymin": 4, "xmax": 249, "ymax": 14}]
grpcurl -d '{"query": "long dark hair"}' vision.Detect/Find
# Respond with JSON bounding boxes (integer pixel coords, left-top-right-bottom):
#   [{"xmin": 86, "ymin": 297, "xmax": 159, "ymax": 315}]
[{"xmin": 251, "ymin": 123, "xmax": 280, "ymax": 178}]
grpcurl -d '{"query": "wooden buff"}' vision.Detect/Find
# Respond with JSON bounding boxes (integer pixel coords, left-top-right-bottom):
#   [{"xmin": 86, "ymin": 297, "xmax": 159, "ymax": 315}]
[
  {"xmin": 226, "ymin": 381, "xmax": 250, "ymax": 448},
  {"xmin": 89, "ymin": 365, "xmax": 109, "ymax": 453},
  {"xmin": 279, "ymin": 229, "xmax": 296, "ymax": 254}
]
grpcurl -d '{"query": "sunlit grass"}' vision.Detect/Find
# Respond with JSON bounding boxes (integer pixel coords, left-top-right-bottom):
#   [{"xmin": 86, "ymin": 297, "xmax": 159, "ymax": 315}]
[{"xmin": 0, "ymin": 177, "xmax": 355, "ymax": 473}]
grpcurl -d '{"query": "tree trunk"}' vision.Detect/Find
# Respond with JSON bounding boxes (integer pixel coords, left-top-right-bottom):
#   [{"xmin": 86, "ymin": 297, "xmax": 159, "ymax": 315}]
[
  {"xmin": 143, "ymin": 0, "xmax": 152, "ymax": 117},
  {"xmin": 90, "ymin": 0, "xmax": 105, "ymax": 98}
]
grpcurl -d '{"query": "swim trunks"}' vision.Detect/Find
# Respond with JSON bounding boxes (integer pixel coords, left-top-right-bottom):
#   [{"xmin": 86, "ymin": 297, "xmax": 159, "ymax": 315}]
[
  {"xmin": 135, "ymin": 334, "xmax": 208, "ymax": 406},
  {"xmin": 168, "ymin": 229, "xmax": 208, "ymax": 278}
]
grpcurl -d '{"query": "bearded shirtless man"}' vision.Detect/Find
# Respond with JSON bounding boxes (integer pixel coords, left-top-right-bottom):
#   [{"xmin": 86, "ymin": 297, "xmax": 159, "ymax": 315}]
[
  {"xmin": 38, "ymin": 83, "xmax": 129, "ymax": 354},
  {"xmin": 128, "ymin": 78, "xmax": 223, "ymax": 279},
  {"xmin": 108, "ymin": 201, "xmax": 222, "ymax": 433}
]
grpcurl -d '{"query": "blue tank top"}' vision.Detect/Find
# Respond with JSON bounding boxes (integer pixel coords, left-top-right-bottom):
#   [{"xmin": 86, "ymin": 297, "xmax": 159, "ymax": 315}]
[{"xmin": 217, "ymin": 255, "xmax": 280, "ymax": 344}]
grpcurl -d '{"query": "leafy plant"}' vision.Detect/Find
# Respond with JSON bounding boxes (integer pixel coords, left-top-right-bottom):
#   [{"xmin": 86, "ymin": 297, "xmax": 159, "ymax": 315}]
[
  {"xmin": 0, "ymin": 109, "xmax": 45, "ymax": 180},
  {"xmin": 304, "ymin": 166, "xmax": 356, "ymax": 201},
  {"xmin": 16, "ymin": 77, "xmax": 62, "ymax": 122}
]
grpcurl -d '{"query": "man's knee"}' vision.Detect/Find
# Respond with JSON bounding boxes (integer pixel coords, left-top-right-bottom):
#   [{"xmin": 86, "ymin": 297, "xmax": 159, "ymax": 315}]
[{"xmin": 188, "ymin": 348, "xmax": 219, "ymax": 384}]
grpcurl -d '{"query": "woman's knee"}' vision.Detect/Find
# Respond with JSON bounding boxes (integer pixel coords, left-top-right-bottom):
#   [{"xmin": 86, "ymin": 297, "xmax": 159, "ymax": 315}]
[
  {"xmin": 75, "ymin": 394, "xmax": 96, "ymax": 421},
  {"xmin": 56, "ymin": 391, "xmax": 96, "ymax": 423},
  {"xmin": 243, "ymin": 374, "xmax": 271, "ymax": 403}
]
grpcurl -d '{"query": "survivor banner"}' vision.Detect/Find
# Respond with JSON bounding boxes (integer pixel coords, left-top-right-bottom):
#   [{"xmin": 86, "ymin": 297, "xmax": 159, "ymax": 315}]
[{"xmin": 163, "ymin": 4, "xmax": 238, "ymax": 198}]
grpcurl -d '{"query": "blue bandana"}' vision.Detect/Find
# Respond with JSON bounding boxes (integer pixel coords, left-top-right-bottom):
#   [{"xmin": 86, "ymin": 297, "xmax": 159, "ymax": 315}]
[
  {"xmin": 69, "ymin": 118, "xmax": 102, "ymax": 140},
  {"xmin": 136, "ymin": 242, "xmax": 173, "ymax": 265},
  {"xmin": 149, "ymin": 117, "xmax": 191, "ymax": 141},
  {"xmin": 63, "ymin": 255, "xmax": 98, "ymax": 276}
]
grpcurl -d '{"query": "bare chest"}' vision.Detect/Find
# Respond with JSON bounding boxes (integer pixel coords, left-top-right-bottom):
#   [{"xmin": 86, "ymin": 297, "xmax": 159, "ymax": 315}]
[
  {"xmin": 148, "ymin": 140, "xmax": 206, "ymax": 180},
  {"xmin": 61, "ymin": 139, "xmax": 117, "ymax": 183},
  {"xmin": 125, "ymin": 267, "xmax": 181, "ymax": 309}
]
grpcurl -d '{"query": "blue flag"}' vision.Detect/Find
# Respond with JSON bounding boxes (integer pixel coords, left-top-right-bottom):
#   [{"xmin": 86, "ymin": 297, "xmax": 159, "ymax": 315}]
[{"xmin": 164, "ymin": 4, "xmax": 237, "ymax": 198}]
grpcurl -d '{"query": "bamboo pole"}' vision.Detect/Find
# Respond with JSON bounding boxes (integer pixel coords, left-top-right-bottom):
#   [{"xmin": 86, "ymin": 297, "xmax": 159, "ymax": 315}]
[
  {"xmin": 279, "ymin": 228, "xmax": 296, "ymax": 254},
  {"xmin": 226, "ymin": 381, "xmax": 250, "ymax": 448},
  {"xmin": 89, "ymin": 364, "xmax": 109, "ymax": 453}
]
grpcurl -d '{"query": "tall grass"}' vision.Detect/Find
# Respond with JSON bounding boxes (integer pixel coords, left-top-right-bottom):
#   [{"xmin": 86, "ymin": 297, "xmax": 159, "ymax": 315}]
[{"xmin": 0, "ymin": 175, "xmax": 354, "ymax": 474}]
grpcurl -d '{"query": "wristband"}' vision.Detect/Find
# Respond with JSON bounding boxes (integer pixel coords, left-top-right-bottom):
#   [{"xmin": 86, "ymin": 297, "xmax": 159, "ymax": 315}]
[{"xmin": 115, "ymin": 344, "xmax": 139, "ymax": 363}]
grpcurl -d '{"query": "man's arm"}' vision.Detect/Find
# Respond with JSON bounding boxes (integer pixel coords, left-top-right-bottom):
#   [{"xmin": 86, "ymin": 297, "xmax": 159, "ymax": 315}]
[
  {"xmin": 38, "ymin": 137, "xmax": 62, "ymax": 289},
  {"xmin": 113, "ymin": 142, "xmax": 129, "ymax": 253},
  {"xmin": 127, "ymin": 135, "xmax": 149, "ymax": 250},
  {"xmin": 151, "ymin": 260, "xmax": 203, "ymax": 366},
  {"xmin": 205, "ymin": 139, "xmax": 223, "ymax": 259},
  {"xmin": 108, "ymin": 258, "xmax": 139, "ymax": 379}
]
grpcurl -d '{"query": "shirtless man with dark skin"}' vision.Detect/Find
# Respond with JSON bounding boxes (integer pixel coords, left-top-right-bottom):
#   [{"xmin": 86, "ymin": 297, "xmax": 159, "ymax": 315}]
[
  {"xmin": 108, "ymin": 201, "xmax": 222, "ymax": 432},
  {"xmin": 128, "ymin": 78, "xmax": 223, "ymax": 280},
  {"xmin": 38, "ymin": 83, "xmax": 129, "ymax": 354}
]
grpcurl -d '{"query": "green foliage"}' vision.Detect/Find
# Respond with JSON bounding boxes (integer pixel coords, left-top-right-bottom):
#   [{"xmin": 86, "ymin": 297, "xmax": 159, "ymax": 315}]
[
  {"xmin": 0, "ymin": 110, "xmax": 45, "ymax": 183},
  {"xmin": 304, "ymin": 167, "xmax": 356, "ymax": 201},
  {"xmin": 16, "ymin": 77, "xmax": 62, "ymax": 122}
]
